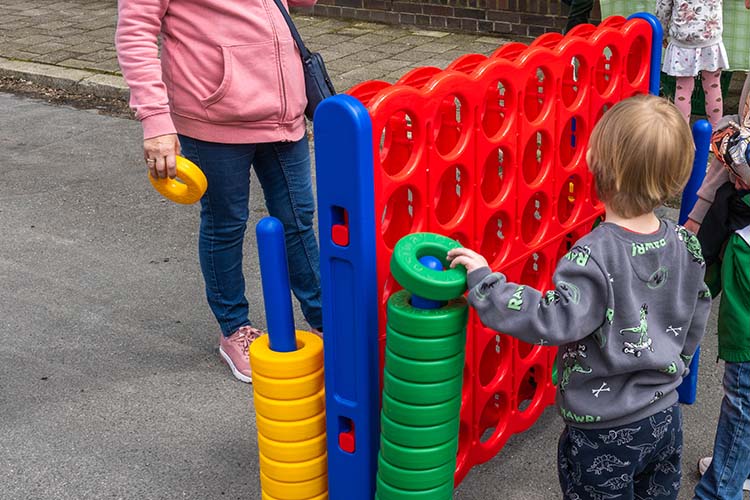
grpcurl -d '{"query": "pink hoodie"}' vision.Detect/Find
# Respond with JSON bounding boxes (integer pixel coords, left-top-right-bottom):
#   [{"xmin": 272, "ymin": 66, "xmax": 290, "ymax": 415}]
[{"xmin": 116, "ymin": 0, "xmax": 316, "ymax": 144}]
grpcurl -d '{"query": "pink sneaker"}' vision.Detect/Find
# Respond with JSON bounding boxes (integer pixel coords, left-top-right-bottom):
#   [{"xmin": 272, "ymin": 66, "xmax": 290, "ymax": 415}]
[{"xmin": 219, "ymin": 326, "xmax": 263, "ymax": 383}]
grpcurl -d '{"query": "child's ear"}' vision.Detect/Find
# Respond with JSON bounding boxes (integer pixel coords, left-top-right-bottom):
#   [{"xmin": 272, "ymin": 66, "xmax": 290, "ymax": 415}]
[{"xmin": 585, "ymin": 149, "xmax": 593, "ymax": 170}]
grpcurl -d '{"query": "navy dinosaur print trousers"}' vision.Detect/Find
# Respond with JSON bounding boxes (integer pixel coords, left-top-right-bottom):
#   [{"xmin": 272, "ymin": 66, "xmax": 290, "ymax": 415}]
[{"xmin": 558, "ymin": 404, "xmax": 682, "ymax": 500}]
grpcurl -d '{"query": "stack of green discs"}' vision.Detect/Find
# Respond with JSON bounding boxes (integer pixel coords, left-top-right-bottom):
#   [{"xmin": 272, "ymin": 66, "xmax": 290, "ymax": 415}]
[{"xmin": 376, "ymin": 233, "xmax": 469, "ymax": 500}]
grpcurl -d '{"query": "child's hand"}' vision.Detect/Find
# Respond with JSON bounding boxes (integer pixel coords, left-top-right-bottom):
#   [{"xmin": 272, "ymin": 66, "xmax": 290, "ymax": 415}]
[{"xmin": 447, "ymin": 247, "xmax": 489, "ymax": 274}]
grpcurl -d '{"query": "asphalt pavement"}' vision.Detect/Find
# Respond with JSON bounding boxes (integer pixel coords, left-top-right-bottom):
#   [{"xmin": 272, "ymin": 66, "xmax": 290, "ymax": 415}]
[
  {"xmin": 0, "ymin": 0, "xmax": 741, "ymax": 498},
  {"xmin": 0, "ymin": 90, "xmax": 733, "ymax": 499}
]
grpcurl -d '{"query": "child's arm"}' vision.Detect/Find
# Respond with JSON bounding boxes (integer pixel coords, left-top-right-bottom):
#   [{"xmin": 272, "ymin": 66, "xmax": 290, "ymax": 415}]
[
  {"xmin": 448, "ymin": 247, "xmax": 608, "ymax": 346},
  {"xmin": 655, "ymin": 0, "xmax": 673, "ymax": 40},
  {"xmin": 686, "ymin": 156, "xmax": 730, "ymax": 232},
  {"xmin": 680, "ymin": 282, "xmax": 712, "ymax": 374}
]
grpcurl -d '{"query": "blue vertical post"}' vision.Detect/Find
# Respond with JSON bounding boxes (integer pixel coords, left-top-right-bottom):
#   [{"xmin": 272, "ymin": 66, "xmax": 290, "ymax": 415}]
[
  {"xmin": 680, "ymin": 120, "xmax": 712, "ymax": 224},
  {"xmin": 314, "ymin": 95, "xmax": 380, "ymax": 500},
  {"xmin": 629, "ymin": 13, "xmax": 663, "ymax": 96},
  {"xmin": 256, "ymin": 216, "xmax": 297, "ymax": 353},
  {"xmin": 677, "ymin": 119, "xmax": 712, "ymax": 405}
]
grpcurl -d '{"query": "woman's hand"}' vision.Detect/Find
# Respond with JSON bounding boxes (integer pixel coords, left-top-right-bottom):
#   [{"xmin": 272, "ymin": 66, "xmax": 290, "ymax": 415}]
[
  {"xmin": 144, "ymin": 134, "xmax": 181, "ymax": 179},
  {"xmin": 683, "ymin": 218, "xmax": 701, "ymax": 234},
  {"xmin": 447, "ymin": 247, "xmax": 489, "ymax": 274}
]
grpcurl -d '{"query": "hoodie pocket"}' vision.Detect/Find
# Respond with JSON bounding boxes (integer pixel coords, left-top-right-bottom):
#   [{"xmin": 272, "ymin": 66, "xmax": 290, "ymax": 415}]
[{"xmin": 200, "ymin": 41, "xmax": 282, "ymax": 123}]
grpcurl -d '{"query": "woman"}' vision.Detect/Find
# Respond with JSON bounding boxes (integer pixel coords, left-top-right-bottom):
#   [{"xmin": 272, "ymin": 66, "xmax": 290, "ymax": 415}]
[{"xmin": 116, "ymin": 0, "xmax": 323, "ymax": 383}]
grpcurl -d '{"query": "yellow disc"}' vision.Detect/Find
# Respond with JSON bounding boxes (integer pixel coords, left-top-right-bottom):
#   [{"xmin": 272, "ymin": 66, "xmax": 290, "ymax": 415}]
[
  {"xmin": 260, "ymin": 471, "xmax": 327, "ymax": 500},
  {"xmin": 258, "ymin": 433, "xmax": 328, "ymax": 463},
  {"xmin": 253, "ymin": 389, "xmax": 325, "ymax": 422},
  {"xmin": 250, "ymin": 331, "xmax": 324, "ymax": 379},
  {"xmin": 148, "ymin": 156, "xmax": 208, "ymax": 205},
  {"xmin": 259, "ymin": 451, "xmax": 328, "ymax": 483},
  {"xmin": 256, "ymin": 411, "xmax": 326, "ymax": 443},
  {"xmin": 253, "ymin": 368, "xmax": 325, "ymax": 401},
  {"xmin": 262, "ymin": 492, "xmax": 328, "ymax": 500}
]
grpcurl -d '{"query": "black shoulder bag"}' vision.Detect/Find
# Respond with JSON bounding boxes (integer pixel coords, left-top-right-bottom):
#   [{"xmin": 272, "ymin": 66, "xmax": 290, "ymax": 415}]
[{"xmin": 271, "ymin": 0, "xmax": 336, "ymax": 120}]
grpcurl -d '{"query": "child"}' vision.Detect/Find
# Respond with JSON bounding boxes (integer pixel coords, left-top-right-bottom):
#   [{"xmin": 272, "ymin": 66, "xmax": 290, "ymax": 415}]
[
  {"xmin": 447, "ymin": 94, "xmax": 712, "ymax": 500},
  {"xmin": 687, "ymin": 73, "xmax": 750, "ymax": 500},
  {"xmin": 656, "ymin": 0, "xmax": 728, "ymax": 128}
]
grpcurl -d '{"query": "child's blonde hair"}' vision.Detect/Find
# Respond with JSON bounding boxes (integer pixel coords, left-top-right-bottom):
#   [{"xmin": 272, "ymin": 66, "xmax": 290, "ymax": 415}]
[{"xmin": 588, "ymin": 94, "xmax": 694, "ymax": 218}]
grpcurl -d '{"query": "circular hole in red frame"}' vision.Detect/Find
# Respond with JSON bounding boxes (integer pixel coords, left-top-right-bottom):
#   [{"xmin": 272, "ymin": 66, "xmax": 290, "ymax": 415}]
[
  {"xmin": 482, "ymin": 80, "xmax": 515, "ymax": 139},
  {"xmin": 478, "ymin": 392, "xmax": 511, "ymax": 444},
  {"xmin": 480, "ymin": 211, "xmax": 512, "ymax": 268},
  {"xmin": 520, "ymin": 192, "xmax": 550, "ymax": 246},
  {"xmin": 381, "ymin": 185, "xmax": 421, "ymax": 250},
  {"xmin": 434, "ymin": 94, "xmax": 469, "ymax": 158},
  {"xmin": 519, "ymin": 251, "xmax": 549, "ymax": 290},
  {"xmin": 481, "ymin": 146, "xmax": 514, "ymax": 206},
  {"xmin": 558, "ymin": 174, "xmax": 585, "ymax": 226},
  {"xmin": 434, "ymin": 165, "xmax": 470, "ymax": 227},
  {"xmin": 626, "ymin": 36, "xmax": 649, "ymax": 87},
  {"xmin": 524, "ymin": 66, "xmax": 552, "ymax": 123},
  {"xmin": 594, "ymin": 46, "xmax": 620, "ymax": 96},
  {"xmin": 561, "ymin": 56, "xmax": 589, "ymax": 109},
  {"xmin": 379, "ymin": 111, "xmax": 418, "ymax": 177},
  {"xmin": 559, "ymin": 115, "xmax": 587, "ymax": 169},
  {"xmin": 522, "ymin": 130, "xmax": 553, "ymax": 186},
  {"xmin": 516, "ymin": 364, "xmax": 545, "ymax": 413},
  {"xmin": 478, "ymin": 332, "xmax": 512, "ymax": 388}
]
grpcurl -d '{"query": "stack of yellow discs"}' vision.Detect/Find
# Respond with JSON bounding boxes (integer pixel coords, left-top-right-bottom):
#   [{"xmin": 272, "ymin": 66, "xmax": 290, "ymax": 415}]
[{"xmin": 250, "ymin": 331, "xmax": 328, "ymax": 500}]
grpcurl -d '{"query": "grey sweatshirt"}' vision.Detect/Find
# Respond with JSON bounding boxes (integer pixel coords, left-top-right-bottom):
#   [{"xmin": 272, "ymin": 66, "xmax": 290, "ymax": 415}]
[{"xmin": 466, "ymin": 219, "xmax": 712, "ymax": 429}]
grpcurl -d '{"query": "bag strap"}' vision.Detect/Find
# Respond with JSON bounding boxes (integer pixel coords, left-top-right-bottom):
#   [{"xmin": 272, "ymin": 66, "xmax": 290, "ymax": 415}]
[{"xmin": 270, "ymin": 0, "xmax": 312, "ymax": 59}]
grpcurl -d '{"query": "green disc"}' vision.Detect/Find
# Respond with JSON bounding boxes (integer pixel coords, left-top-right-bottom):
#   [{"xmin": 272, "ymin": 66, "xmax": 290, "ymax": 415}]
[
  {"xmin": 376, "ymin": 475, "xmax": 453, "ymax": 500},
  {"xmin": 385, "ymin": 348, "xmax": 464, "ymax": 383},
  {"xmin": 379, "ymin": 435, "xmax": 458, "ymax": 471},
  {"xmin": 390, "ymin": 233, "xmax": 467, "ymax": 300},
  {"xmin": 386, "ymin": 326, "xmax": 466, "ymax": 361},
  {"xmin": 383, "ymin": 370, "xmax": 463, "ymax": 406},
  {"xmin": 377, "ymin": 453, "xmax": 455, "ymax": 491},
  {"xmin": 387, "ymin": 291, "xmax": 467, "ymax": 337},
  {"xmin": 381, "ymin": 413, "xmax": 459, "ymax": 448},
  {"xmin": 382, "ymin": 392, "xmax": 461, "ymax": 427}
]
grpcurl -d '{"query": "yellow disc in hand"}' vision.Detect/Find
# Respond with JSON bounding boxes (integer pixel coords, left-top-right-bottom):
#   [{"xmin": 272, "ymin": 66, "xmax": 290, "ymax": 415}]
[
  {"xmin": 258, "ymin": 432, "xmax": 327, "ymax": 463},
  {"xmin": 250, "ymin": 331, "xmax": 324, "ymax": 379},
  {"xmin": 259, "ymin": 451, "xmax": 327, "ymax": 483},
  {"xmin": 148, "ymin": 156, "xmax": 207, "ymax": 204},
  {"xmin": 256, "ymin": 411, "xmax": 326, "ymax": 443}
]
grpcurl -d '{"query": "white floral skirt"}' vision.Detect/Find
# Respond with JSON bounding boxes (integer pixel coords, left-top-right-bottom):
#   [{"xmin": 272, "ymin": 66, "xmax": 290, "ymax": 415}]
[{"xmin": 662, "ymin": 42, "xmax": 730, "ymax": 77}]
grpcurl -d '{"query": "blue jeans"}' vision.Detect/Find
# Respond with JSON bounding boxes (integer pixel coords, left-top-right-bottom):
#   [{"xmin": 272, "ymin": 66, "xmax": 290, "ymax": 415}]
[
  {"xmin": 694, "ymin": 361, "xmax": 750, "ymax": 500},
  {"xmin": 179, "ymin": 135, "xmax": 322, "ymax": 337}
]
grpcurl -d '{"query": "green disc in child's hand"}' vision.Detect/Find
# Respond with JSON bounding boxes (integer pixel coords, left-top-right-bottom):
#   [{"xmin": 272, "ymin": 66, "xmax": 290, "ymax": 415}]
[{"xmin": 390, "ymin": 233, "xmax": 467, "ymax": 300}]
